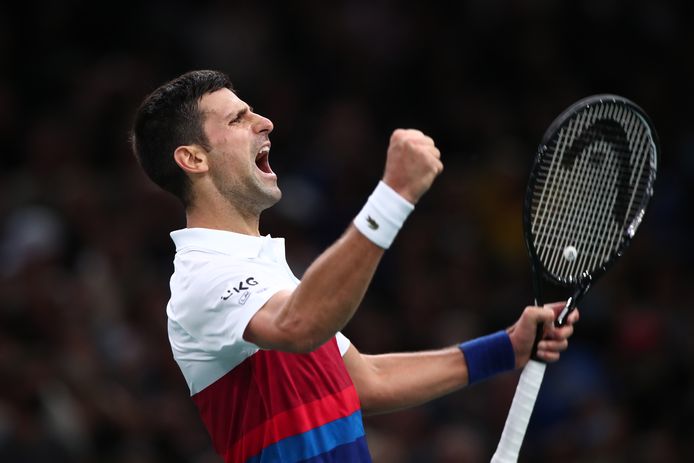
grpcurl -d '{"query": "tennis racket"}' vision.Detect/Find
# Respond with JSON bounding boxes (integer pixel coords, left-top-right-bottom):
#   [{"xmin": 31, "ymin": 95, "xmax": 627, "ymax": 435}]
[{"xmin": 491, "ymin": 94, "xmax": 659, "ymax": 462}]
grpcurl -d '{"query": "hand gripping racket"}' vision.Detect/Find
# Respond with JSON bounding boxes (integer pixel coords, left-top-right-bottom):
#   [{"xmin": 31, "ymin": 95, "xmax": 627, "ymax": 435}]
[{"xmin": 491, "ymin": 95, "xmax": 659, "ymax": 462}]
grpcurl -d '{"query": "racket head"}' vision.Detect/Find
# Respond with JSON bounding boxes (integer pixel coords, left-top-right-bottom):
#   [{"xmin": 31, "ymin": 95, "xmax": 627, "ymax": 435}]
[{"xmin": 523, "ymin": 94, "xmax": 659, "ymax": 289}]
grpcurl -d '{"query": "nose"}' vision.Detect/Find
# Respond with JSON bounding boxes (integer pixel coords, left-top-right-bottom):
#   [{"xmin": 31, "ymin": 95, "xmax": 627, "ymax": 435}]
[{"xmin": 253, "ymin": 112, "xmax": 274, "ymax": 134}]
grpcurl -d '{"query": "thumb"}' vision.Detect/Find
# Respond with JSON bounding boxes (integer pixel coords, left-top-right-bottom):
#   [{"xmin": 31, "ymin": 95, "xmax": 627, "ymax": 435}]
[
  {"xmin": 522, "ymin": 305, "xmax": 556, "ymax": 326},
  {"xmin": 544, "ymin": 301, "xmax": 569, "ymax": 319}
]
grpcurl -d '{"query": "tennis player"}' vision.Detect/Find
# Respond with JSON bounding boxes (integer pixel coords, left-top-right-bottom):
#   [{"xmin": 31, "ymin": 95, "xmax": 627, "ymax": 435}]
[{"xmin": 131, "ymin": 70, "xmax": 578, "ymax": 463}]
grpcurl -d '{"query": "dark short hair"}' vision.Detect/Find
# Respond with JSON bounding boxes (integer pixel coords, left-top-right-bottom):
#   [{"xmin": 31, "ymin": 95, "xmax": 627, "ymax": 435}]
[{"xmin": 131, "ymin": 70, "xmax": 233, "ymax": 205}]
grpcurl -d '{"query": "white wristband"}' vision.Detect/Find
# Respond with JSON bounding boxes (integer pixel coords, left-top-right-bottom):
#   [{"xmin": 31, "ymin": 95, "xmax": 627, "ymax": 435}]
[{"xmin": 353, "ymin": 181, "xmax": 414, "ymax": 249}]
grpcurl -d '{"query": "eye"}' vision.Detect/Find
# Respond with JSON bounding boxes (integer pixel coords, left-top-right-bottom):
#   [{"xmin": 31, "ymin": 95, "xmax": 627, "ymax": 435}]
[{"xmin": 228, "ymin": 108, "xmax": 249, "ymax": 125}]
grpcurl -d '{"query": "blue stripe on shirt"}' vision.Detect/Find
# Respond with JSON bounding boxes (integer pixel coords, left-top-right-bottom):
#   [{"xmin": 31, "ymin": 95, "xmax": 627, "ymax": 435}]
[
  {"xmin": 247, "ymin": 410, "xmax": 368, "ymax": 463},
  {"xmin": 299, "ymin": 435, "xmax": 371, "ymax": 463}
]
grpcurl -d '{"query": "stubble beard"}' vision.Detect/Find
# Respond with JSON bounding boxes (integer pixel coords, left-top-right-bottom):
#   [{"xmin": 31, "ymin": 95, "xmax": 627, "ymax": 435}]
[{"xmin": 213, "ymin": 171, "xmax": 282, "ymax": 217}]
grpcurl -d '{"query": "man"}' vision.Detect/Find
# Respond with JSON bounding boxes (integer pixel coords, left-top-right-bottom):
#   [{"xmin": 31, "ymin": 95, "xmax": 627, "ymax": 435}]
[{"xmin": 131, "ymin": 69, "xmax": 578, "ymax": 462}]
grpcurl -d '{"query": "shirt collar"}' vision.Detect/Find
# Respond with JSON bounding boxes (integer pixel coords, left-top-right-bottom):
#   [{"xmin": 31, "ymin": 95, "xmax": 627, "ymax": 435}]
[{"xmin": 170, "ymin": 227, "xmax": 286, "ymax": 260}]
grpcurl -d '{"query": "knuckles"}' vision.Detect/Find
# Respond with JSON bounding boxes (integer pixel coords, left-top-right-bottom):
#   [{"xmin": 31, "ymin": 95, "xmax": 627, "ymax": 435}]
[
  {"xmin": 389, "ymin": 131, "xmax": 441, "ymax": 164},
  {"xmin": 390, "ymin": 129, "xmax": 430, "ymax": 149},
  {"xmin": 390, "ymin": 128, "xmax": 416, "ymax": 145}
]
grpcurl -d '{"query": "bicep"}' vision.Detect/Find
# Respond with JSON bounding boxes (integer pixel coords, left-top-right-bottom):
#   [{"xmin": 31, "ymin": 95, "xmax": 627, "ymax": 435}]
[
  {"xmin": 242, "ymin": 289, "xmax": 296, "ymax": 350},
  {"xmin": 244, "ymin": 289, "xmax": 353, "ymax": 354},
  {"xmin": 343, "ymin": 345, "xmax": 383, "ymax": 414}
]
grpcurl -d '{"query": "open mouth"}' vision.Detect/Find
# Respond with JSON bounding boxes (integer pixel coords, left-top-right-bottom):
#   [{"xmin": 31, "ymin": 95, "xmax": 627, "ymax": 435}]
[{"xmin": 255, "ymin": 145, "xmax": 274, "ymax": 175}]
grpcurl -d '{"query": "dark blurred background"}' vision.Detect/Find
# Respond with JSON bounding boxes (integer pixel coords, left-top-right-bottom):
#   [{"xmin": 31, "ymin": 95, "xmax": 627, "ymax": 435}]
[{"xmin": 1, "ymin": 0, "xmax": 693, "ymax": 462}]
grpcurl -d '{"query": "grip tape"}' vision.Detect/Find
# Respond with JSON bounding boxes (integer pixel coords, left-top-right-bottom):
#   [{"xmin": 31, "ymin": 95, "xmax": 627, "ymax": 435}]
[{"xmin": 490, "ymin": 359, "xmax": 546, "ymax": 463}]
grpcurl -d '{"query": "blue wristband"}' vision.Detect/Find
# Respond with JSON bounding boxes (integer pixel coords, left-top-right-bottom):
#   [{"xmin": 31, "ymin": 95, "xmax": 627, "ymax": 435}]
[{"xmin": 459, "ymin": 331, "xmax": 516, "ymax": 385}]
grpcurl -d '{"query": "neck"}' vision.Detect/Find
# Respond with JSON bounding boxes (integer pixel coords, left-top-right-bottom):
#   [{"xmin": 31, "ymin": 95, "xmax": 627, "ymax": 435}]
[{"xmin": 185, "ymin": 200, "xmax": 262, "ymax": 236}]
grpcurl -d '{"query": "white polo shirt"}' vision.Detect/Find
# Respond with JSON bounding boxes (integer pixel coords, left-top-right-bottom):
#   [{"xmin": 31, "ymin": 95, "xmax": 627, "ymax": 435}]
[{"xmin": 167, "ymin": 227, "xmax": 351, "ymax": 395}]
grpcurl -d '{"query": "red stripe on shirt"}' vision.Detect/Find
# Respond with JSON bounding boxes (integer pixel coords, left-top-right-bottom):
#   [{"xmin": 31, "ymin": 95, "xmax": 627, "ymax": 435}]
[
  {"xmin": 192, "ymin": 338, "xmax": 358, "ymax": 458},
  {"xmin": 226, "ymin": 384, "xmax": 361, "ymax": 462}
]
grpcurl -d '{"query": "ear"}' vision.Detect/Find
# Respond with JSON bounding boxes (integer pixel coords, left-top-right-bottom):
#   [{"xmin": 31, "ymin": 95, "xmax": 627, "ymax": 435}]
[{"xmin": 174, "ymin": 145, "xmax": 209, "ymax": 174}]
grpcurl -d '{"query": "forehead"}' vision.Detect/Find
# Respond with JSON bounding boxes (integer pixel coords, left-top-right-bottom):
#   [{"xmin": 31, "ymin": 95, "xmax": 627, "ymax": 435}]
[{"xmin": 199, "ymin": 88, "xmax": 245, "ymax": 119}]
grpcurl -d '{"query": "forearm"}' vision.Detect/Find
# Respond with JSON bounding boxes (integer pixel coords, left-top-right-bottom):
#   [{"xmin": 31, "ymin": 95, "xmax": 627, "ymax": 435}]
[
  {"xmin": 354, "ymin": 347, "xmax": 468, "ymax": 415},
  {"xmin": 273, "ymin": 226, "xmax": 384, "ymax": 350},
  {"xmin": 347, "ymin": 331, "xmax": 518, "ymax": 415}
]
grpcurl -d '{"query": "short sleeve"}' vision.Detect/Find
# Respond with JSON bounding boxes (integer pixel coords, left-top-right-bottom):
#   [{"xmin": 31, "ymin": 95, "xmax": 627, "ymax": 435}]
[
  {"xmin": 335, "ymin": 332, "xmax": 351, "ymax": 356},
  {"xmin": 168, "ymin": 254, "xmax": 296, "ymax": 357}
]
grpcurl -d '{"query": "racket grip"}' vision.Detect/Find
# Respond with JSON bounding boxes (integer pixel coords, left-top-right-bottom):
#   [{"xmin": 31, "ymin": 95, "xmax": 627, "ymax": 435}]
[{"xmin": 490, "ymin": 359, "xmax": 546, "ymax": 463}]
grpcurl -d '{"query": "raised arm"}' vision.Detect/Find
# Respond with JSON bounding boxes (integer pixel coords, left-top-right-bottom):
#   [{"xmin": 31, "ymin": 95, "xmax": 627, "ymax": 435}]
[{"xmin": 244, "ymin": 129, "xmax": 443, "ymax": 352}]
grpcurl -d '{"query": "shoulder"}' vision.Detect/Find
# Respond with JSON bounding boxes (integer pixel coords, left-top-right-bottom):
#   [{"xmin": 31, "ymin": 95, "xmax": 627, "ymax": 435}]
[{"xmin": 172, "ymin": 250, "xmax": 289, "ymax": 300}]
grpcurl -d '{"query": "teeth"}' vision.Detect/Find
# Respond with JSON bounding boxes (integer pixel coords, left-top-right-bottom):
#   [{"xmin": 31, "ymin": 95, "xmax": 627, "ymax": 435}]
[{"xmin": 259, "ymin": 147, "xmax": 270, "ymax": 155}]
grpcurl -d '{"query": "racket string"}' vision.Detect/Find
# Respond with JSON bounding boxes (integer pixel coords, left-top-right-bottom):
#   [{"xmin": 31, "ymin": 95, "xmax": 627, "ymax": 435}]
[
  {"xmin": 531, "ymin": 125, "xmax": 568, "ymax": 242},
  {"xmin": 560, "ymin": 137, "xmax": 618, "ymax": 276},
  {"xmin": 581, "ymin": 103, "xmax": 623, "ymax": 273},
  {"xmin": 557, "ymin": 104, "xmax": 613, "ymax": 276},
  {"xmin": 540, "ymin": 138, "xmax": 620, "ymax": 277},
  {"xmin": 535, "ymin": 105, "xmax": 605, "ymax": 276},
  {"xmin": 534, "ymin": 108, "xmax": 589, "ymax": 266}
]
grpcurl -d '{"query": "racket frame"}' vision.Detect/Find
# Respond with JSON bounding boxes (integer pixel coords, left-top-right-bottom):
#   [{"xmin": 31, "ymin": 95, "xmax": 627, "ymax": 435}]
[{"xmin": 523, "ymin": 94, "xmax": 658, "ymax": 322}]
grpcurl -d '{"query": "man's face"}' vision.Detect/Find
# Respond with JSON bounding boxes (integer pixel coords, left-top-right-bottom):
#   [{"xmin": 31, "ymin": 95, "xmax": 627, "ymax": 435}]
[{"xmin": 199, "ymin": 88, "xmax": 280, "ymax": 213}]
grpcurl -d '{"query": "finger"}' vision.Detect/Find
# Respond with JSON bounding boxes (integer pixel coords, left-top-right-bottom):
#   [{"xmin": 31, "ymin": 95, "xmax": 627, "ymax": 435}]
[
  {"xmin": 567, "ymin": 308, "xmax": 580, "ymax": 324},
  {"xmin": 393, "ymin": 128, "xmax": 426, "ymax": 141},
  {"xmin": 544, "ymin": 301, "xmax": 568, "ymax": 317},
  {"xmin": 390, "ymin": 128, "xmax": 408, "ymax": 142},
  {"xmin": 407, "ymin": 136, "xmax": 436, "ymax": 150},
  {"xmin": 429, "ymin": 146, "xmax": 441, "ymax": 160},
  {"xmin": 537, "ymin": 339, "xmax": 568, "ymax": 352},
  {"xmin": 398, "ymin": 128, "xmax": 434, "ymax": 146},
  {"xmin": 405, "ymin": 128, "xmax": 425, "ymax": 138},
  {"xmin": 422, "ymin": 136, "xmax": 436, "ymax": 147},
  {"xmin": 536, "ymin": 350, "xmax": 561, "ymax": 363},
  {"xmin": 543, "ymin": 324, "xmax": 574, "ymax": 341},
  {"xmin": 526, "ymin": 305, "xmax": 556, "ymax": 324}
]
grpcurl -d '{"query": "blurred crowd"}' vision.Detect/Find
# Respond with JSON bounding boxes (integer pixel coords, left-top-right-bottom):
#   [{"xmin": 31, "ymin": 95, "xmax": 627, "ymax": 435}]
[{"xmin": 1, "ymin": 1, "xmax": 693, "ymax": 462}]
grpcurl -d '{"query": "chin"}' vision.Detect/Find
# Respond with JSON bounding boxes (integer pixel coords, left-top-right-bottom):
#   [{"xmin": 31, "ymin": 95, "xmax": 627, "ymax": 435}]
[
  {"xmin": 261, "ymin": 186, "xmax": 282, "ymax": 209},
  {"xmin": 271, "ymin": 188, "xmax": 282, "ymax": 204}
]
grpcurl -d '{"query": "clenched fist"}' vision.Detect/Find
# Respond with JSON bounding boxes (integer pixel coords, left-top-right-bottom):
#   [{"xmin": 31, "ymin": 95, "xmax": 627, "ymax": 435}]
[{"xmin": 382, "ymin": 129, "xmax": 443, "ymax": 204}]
